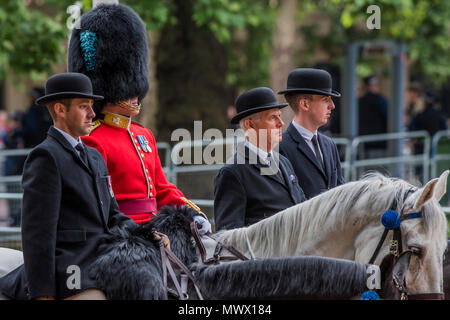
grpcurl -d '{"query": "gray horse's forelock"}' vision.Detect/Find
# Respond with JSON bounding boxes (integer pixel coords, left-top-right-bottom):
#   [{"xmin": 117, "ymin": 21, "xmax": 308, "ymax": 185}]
[{"xmin": 192, "ymin": 256, "xmax": 369, "ymax": 299}]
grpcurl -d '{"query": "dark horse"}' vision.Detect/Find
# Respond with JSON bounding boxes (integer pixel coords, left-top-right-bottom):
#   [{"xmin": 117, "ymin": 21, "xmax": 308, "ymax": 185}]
[{"xmin": 88, "ymin": 206, "xmax": 434, "ymax": 300}]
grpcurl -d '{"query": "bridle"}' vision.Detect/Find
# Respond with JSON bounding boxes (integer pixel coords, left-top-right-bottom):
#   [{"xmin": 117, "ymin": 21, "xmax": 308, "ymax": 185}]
[{"xmin": 368, "ymin": 193, "xmax": 445, "ymax": 300}]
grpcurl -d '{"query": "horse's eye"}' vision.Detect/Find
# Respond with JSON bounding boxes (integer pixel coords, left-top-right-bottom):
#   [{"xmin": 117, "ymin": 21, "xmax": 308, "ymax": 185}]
[{"xmin": 409, "ymin": 246, "xmax": 422, "ymax": 256}]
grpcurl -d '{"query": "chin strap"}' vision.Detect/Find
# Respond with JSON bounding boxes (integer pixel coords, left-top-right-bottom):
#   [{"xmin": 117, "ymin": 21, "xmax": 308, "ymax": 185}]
[{"xmin": 118, "ymin": 100, "xmax": 141, "ymax": 112}]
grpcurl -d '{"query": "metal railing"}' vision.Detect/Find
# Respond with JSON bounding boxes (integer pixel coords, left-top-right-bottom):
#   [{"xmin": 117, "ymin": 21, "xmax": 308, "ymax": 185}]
[
  {"xmin": 170, "ymin": 136, "xmax": 245, "ymax": 185},
  {"xmin": 333, "ymin": 137, "xmax": 352, "ymax": 182},
  {"xmin": 350, "ymin": 130, "xmax": 431, "ymax": 183},
  {"xmin": 431, "ymin": 130, "xmax": 450, "ymax": 179},
  {"xmin": 156, "ymin": 142, "xmax": 172, "ymax": 178}
]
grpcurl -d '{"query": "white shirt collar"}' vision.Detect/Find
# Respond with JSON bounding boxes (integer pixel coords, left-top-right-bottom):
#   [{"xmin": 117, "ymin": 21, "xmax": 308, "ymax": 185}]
[
  {"xmin": 244, "ymin": 139, "xmax": 270, "ymax": 164},
  {"xmin": 53, "ymin": 126, "xmax": 82, "ymax": 149},
  {"xmin": 291, "ymin": 120, "xmax": 317, "ymax": 141}
]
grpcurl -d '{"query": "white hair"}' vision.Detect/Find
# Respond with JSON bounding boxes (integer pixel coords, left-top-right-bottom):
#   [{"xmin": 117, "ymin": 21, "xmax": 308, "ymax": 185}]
[{"xmin": 239, "ymin": 113, "xmax": 261, "ymax": 132}]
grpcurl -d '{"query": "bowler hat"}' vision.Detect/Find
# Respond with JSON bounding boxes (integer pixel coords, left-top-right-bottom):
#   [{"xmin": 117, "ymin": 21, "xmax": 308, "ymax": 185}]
[
  {"xmin": 231, "ymin": 87, "xmax": 288, "ymax": 124},
  {"xmin": 278, "ymin": 68, "xmax": 341, "ymax": 97},
  {"xmin": 36, "ymin": 72, "xmax": 104, "ymax": 105}
]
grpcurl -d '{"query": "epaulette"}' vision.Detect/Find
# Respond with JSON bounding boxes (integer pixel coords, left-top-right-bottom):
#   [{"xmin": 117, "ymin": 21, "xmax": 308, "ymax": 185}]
[{"xmin": 89, "ymin": 120, "xmax": 102, "ymax": 134}]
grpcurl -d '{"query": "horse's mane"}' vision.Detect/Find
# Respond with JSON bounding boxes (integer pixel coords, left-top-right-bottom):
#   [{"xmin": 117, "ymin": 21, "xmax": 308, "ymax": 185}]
[{"xmin": 219, "ymin": 172, "xmax": 445, "ymax": 258}]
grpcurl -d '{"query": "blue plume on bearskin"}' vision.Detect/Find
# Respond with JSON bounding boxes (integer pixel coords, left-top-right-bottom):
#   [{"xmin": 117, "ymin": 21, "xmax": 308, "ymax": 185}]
[{"xmin": 80, "ymin": 31, "xmax": 97, "ymax": 71}]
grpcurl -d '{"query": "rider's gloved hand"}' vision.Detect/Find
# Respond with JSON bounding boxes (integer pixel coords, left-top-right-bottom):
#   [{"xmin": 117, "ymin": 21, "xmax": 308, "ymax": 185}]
[{"xmin": 193, "ymin": 215, "xmax": 212, "ymax": 236}]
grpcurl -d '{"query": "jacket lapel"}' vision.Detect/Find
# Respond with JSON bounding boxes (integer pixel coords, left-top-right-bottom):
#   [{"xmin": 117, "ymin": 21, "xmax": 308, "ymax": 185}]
[
  {"xmin": 317, "ymin": 133, "xmax": 331, "ymax": 185},
  {"xmin": 85, "ymin": 147, "xmax": 100, "ymax": 177},
  {"xmin": 287, "ymin": 123, "xmax": 327, "ymax": 180},
  {"xmin": 277, "ymin": 156, "xmax": 300, "ymax": 203},
  {"xmin": 47, "ymin": 127, "xmax": 108, "ymax": 227},
  {"xmin": 85, "ymin": 147, "xmax": 109, "ymax": 227},
  {"xmin": 236, "ymin": 143, "xmax": 287, "ymax": 188},
  {"xmin": 47, "ymin": 127, "xmax": 93, "ymax": 175}
]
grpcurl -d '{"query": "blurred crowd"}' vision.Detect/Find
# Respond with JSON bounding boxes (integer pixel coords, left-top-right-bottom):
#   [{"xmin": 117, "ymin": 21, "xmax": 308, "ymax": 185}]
[
  {"xmin": 357, "ymin": 75, "xmax": 448, "ymax": 159},
  {"xmin": 0, "ymin": 87, "xmax": 52, "ymax": 226}
]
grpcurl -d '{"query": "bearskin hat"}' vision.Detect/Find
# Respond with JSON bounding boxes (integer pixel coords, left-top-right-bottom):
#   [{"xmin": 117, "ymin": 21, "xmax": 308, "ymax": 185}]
[{"xmin": 68, "ymin": 4, "xmax": 149, "ymax": 114}]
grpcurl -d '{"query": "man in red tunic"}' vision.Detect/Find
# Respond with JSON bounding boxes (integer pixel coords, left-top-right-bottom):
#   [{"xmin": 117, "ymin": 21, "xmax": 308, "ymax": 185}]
[{"xmin": 68, "ymin": 3, "xmax": 210, "ymax": 232}]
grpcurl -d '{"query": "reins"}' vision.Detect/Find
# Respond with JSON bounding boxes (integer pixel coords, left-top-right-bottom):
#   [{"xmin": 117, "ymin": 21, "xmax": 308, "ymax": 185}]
[
  {"xmin": 190, "ymin": 222, "xmax": 250, "ymax": 264},
  {"xmin": 152, "ymin": 230, "xmax": 206, "ymax": 300},
  {"xmin": 151, "ymin": 209, "xmax": 249, "ymax": 300}
]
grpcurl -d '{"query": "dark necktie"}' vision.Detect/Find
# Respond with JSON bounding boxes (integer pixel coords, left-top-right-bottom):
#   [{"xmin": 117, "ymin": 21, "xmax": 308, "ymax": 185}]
[
  {"xmin": 75, "ymin": 143, "xmax": 88, "ymax": 167},
  {"xmin": 311, "ymin": 135, "xmax": 324, "ymax": 171}
]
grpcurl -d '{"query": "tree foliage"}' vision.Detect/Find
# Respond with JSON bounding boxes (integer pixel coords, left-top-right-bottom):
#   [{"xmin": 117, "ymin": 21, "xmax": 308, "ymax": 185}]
[
  {"xmin": 3, "ymin": 0, "xmax": 448, "ymax": 87},
  {"xmin": 125, "ymin": 0, "xmax": 276, "ymax": 89},
  {"xmin": 0, "ymin": 0, "xmax": 67, "ymax": 81},
  {"xmin": 299, "ymin": 0, "xmax": 450, "ymax": 84}
]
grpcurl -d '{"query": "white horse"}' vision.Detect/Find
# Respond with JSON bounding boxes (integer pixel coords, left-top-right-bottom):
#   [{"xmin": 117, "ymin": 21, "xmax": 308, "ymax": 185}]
[
  {"xmin": 217, "ymin": 171, "xmax": 449, "ymax": 297},
  {"xmin": 0, "ymin": 248, "xmax": 23, "ymax": 278}
]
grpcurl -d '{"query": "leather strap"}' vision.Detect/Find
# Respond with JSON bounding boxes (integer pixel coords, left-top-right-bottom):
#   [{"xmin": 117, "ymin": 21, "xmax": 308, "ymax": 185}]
[
  {"xmin": 154, "ymin": 230, "xmax": 205, "ymax": 300},
  {"xmin": 407, "ymin": 293, "xmax": 445, "ymax": 300},
  {"xmin": 190, "ymin": 222, "xmax": 207, "ymax": 263},
  {"xmin": 205, "ymin": 232, "xmax": 249, "ymax": 262},
  {"xmin": 159, "ymin": 241, "xmax": 185, "ymax": 300},
  {"xmin": 190, "ymin": 222, "xmax": 249, "ymax": 264},
  {"xmin": 391, "ymin": 250, "xmax": 412, "ymax": 300},
  {"xmin": 163, "ymin": 245, "xmax": 205, "ymax": 300},
  {"xmin": 369, "ymin": 228, "xmax": 389, "ymax": 264}
]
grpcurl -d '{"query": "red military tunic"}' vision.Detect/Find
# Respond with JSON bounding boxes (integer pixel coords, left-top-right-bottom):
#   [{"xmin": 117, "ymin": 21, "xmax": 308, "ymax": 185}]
[{"xmin": 82, "ymin": 111, "xmax": 186, "ymax": 224}]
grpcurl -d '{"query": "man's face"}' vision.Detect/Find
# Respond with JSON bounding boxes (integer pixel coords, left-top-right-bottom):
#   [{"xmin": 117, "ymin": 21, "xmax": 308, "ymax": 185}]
[
  {"xmin": 247, "ymin": 108, "xmax": 284, "ymax": 151},
  {"xmin": 406, "ymin": 90, "xmax": 419, "ymax": 104},
  {"xmin": 305, "ymin": 95, "xmax": 335, "ymax": 128},
  {"xmin": 62, "ymin": 98, "xmax": 95, "ymax": 139}
]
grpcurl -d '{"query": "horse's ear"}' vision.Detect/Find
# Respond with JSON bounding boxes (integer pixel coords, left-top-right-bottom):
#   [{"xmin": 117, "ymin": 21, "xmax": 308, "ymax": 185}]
[
  {"xmin": 413, "ymin": 178, "xmax": 439, "ymax": 210},
  {"xmin": 434, "ymin": 170, "xmax": 449, "ymax": 202}
]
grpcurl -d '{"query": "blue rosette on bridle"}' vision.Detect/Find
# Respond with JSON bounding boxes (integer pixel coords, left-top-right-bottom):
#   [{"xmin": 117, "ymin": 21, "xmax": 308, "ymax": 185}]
[
  {"xmin": 381, "ymin": 209, "xmax": 401, "ymax": 230},
  {"xmin": 80, "ymin": 31, "xmax": 97, "ymax": 71},
  {"xmin": 361, "ymin": 290, "xmax": 380, "ymax": 300}
]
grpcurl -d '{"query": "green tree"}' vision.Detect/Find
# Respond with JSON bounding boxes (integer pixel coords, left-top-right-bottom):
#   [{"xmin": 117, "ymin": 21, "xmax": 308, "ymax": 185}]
[
  {"xmin": 298, "ymin": 0, "xmax": 450, "ymax": 84},
  {"xmin": 125, "ymin": 0, "xmax": 276, "ymax": 89},
  {"xmin": 0, "ymin": 0, "xmax": 67, "ymax": 81}
]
